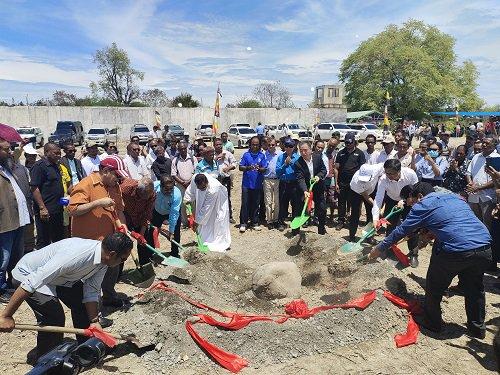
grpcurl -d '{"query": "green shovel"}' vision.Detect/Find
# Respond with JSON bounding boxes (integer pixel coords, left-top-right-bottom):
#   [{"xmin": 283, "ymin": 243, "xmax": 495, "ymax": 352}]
[
  {"xmin": 339, "ymin": 205, "xmax": 404, "ymax": 254},
  {"xmin": 290, "ymin": 178, "xmax": 318, "ymax": 230},
  {"xmin": 186, "ymin": 204, "xmax": 209, "ymax": 252}
]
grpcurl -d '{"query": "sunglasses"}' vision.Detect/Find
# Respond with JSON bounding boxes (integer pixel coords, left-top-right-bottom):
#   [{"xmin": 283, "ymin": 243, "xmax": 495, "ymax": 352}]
[
  {"xmin": 285, "ymin": 145, "xmax": 294, "ymax": 148},
  {"xmin": 365, "ymin": 141, "xmax": 375, "ymax": 144}
]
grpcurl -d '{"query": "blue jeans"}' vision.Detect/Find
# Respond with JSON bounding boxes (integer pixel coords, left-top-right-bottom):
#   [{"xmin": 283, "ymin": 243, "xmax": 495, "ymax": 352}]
[{"xmin": 0, "ymin": 226, "xmax": 25, "ymax": 291}]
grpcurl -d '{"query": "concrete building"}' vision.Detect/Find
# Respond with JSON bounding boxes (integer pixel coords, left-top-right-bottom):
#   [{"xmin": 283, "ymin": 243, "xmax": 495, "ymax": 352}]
[{"xmin": 314, "ymin": 84, "xmax": 346, "ymax": 109}]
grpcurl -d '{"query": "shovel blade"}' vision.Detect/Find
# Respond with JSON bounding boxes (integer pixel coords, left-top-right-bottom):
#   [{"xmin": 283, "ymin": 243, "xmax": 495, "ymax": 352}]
[
  {"xmin": 161, "ymin": 256, "xmax": 189, "ymax": 268},
  {"xmin": 290, "ymin": 215, "xmax": 309, "ymax": 230},
  {"xmin": 339, "ymin": 242, "xmax": 363, "ymax": 254},
  {"xmin": 122, "ymin": 262, "xmax": 156, "ymax": 288}
]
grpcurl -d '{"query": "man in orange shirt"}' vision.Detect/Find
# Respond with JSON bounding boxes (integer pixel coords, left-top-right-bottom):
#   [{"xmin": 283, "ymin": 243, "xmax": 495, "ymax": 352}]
[{"xmin": 68, "ymin": 155, "xmax": 129, "ymax": 310}]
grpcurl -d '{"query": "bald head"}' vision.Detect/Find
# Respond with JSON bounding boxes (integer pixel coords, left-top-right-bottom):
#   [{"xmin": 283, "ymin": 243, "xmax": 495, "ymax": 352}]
[{"xmin": 137, "ymin": 177, "xmax": 154, "ymax": 199}]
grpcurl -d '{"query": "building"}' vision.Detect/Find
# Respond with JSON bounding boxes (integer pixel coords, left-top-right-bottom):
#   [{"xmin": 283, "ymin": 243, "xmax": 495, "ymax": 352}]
[{"xmin": 313, "ymin": 84, "xmax": 345, "ymax": 109}]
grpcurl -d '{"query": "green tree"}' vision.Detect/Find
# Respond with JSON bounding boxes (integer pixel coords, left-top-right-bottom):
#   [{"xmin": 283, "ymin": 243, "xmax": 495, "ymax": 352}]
[
  {"xmin": 90, "ymin": 42, "xmax": 144, "ymax": 106},
  {"xmin": 141, "ymin": 88, "xmax": 170, "ymax": 107},
  {"xmin": 253, "ymin": 81, "xmax": 294, "ymax": 108},
  {"xmin": 171, "ymin": 92, "xmax": 199, "ymax": 108},
  {"xmin": 51, "ymin": 90, "xmax": 77, "ymax": 106},
  {"xmin": 482, "ymin": 103, "xmax": 500, "ymax": 111},
  {"xmin": 339, "ymin": 20, "xmax": 483, "ymax": 119}
]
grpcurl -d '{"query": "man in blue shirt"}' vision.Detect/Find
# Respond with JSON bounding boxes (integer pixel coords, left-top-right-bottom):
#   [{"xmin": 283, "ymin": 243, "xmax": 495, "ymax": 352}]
[
  {"xmin": 195, "ymin": 146, "xmax": 219, "ymax": 178},
  {"xmin": 370, "ymin": 182, "xmax": 492, "ymax": 338},
  {"xmin": 145, "ymin": 175, "xmax": 182, "ymax": 258},
  {"xmin": 239, "ymin": 136, "xmax": 267, "ymax": 232},
  {"xmin": 276, "ymin": 137, "xmax": 300, "ymax": 233},
  {"xmin": 255, "ymin": 122, "xmax": 265, "ymax": 141}
]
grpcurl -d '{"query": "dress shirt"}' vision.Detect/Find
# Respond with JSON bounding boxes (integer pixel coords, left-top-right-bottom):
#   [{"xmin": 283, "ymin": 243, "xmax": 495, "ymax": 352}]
[
  {"xmin": 414, "ymin": 155, "xmax": 449, "ymax": 181},
  {"xmin": 466, "ymin": 150, "xmax": 499, "ymax": 203},
  {"xmin": 123, "ymin": 155, "xmax": 149, "ymax": 180},
  {"xmin": 372, "ymin": 167, "xmax": 418, "ymax": 222},
  {"xmin": 12, "ymin": 238, "xmax": 107, "ymax": 303},
  {"xmin": 216, "ymin": 151, "xmax": 237, "ymax": 178},
  {"xmin": 379, "ymin": 193, "xmax": 491, "ymax": 254},
  {"xmin": 276, "ymin": 152, "xmax": 300, "ymax": 181},
  {"xmin": 67, "ymin": 159, "xmax": 80, "ymax": 185},
  {"xmin": 171, "ymin": 155, "xmax": 197, "ymax": 182},
  {"xmin": 306, "ymin": 158, "xmax": 314, "ymax": 177},
  {"xmin": 363, "ymin": 150, "xmax": 380, "ymax": 165},
  {"xmin": 153, "ymin": 182, "xmax": 181, "ymax": 232},
  {"xmin": 195, "ymin": 159, "xmax": 219, "ymax": 178},
  {"xmin": 375, "ymin": 149, "xmax": 396, "ymax": 164},
  {"xmin": 81, "ymin": 155, "xmax": 101, "ymax": 176},
  {"xmin": 264, "ymin": 150, "xmax": 283, "ymax": 179},
  {"xmin": 0, "ymin": 166, "xmax": 30, "ymax": 227}
]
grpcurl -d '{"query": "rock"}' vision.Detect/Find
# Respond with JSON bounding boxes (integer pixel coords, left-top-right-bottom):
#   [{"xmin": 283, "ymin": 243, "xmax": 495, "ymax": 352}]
[{"xmin": 252, "ymin": 261, "xmax": 301, "ymax": 300}]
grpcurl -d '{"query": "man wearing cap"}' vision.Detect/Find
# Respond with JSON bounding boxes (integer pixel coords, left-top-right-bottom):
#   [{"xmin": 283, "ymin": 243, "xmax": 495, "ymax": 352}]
[
  {"xmin": 68, "ymin": 155, "xmax": 129, "ymax": 310},
  {"xmin": 376, "ymin": 135, "xmax": 397, "ymax": 164},
  {"xmin": 276, "ymin": 137, "xmax": 301, "ymax": 232},
  {"xmin": 124, "ymin": 142, "xmax": 149, "ymax": 181},
  {"xmin": 335, "ymin": 133, "xmax": 366, "ymax": 234},
  {"xmin": 81, "ymin": 141, "xmax": 101, "ymax": 176},
  {"xmin": 30, "ymin": 143, "xmax": 65, "ymax": 248},
  {"xmin": 350, "ymin": 163, "xmax": 384, "ymax": 228}
]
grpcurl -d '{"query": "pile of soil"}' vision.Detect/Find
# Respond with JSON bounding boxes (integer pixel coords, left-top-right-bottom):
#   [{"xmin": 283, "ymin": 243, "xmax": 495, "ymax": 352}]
[{"xmin": 110, "ymin": 233, "xmax": 418, "ymax": 373}]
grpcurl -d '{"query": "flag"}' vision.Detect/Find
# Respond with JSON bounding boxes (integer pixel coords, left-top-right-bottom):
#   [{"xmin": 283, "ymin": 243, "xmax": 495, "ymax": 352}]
[
  {"xmin": 212, "ymin": 85, "xmax": 221, "ymax": 134},
  {"xmin": 383, "ymin": 91, "xmax": 390, "ymax": 126},
  {"xmin": 155, "ymin": 110, "xmax": 161, "ymax": 127}
]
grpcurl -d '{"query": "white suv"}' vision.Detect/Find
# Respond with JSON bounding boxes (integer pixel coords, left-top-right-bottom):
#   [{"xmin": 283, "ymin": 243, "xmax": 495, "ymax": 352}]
[
  {"xmin": 347, "ymin": 123, "xmax": 383, "ymax": 141},
  {"xmin": 130, "ymin": 124, "xmax": 152, "ymax": 144},
  {"xmin": 313, "ymin": 123, "xmax": 358, "ymax": 141},
  {"xmin": 16, "ymin": 127, "xmax": 44, "ymax": 147},
  {"xmin": 195, "ymin": 124, "xmax": 214, "ymax": 140},
  {"xmin": 228, "ymin": 127, "xmax": 257, "ymax": 148},
  {"xmin": 85, "ymin": 127, "xmax": 110, "ymax": 146}
]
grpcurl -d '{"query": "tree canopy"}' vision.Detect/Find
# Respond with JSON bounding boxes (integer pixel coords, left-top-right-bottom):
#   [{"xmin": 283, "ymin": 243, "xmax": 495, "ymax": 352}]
[
  {"xmin": 253, "ymin": 81, "xmax": 294, "ymax": 108},
  {"xmin": 339, "ymin": 20, "xmax": 484, "ymax": 120},
  {"xmin": 90, "ymin": 42, "xmax": 144, "ymax": 106},
  {"xmin": 171, "ymin": 92, "xmax": 200, "ymax": 108}
]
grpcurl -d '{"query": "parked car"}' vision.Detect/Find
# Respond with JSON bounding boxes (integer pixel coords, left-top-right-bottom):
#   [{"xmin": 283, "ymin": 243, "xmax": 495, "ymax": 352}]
[
  {"xmin": 347, "ymin": 123, "xmax": 383, "ymax": 141},
  {"xmin": 268, "ymin": 123, "xmax": 313, "ymax": 141},
  {"xmin": 130, "ymin": 124, "xmax": 152, "ymax": 144},
  {"xmin": 313, "ymin": 123, "xmax": 358, "ymax": 141},
  {"xmin": 85, "ymin": 127, "xmax": 110, "ymax": 146},
  {"xmin": 48, "ymin": 121, "xmax": 85, "ymax": 146},
  {"xmin": 228, "ymin": 123, "xmax": 251, "ymax": 130},
  {"xmin": 16, "ymin": 126, "xmax": 44, "ymax": 147},
  {"xmin": 195, "ymin": 124, "xmax": 214, "ymax": 141},
  {"xmin": 228, "ymin": 127, "xmax": 258, "ymax": 148},
  {"xmin": 165, "ymin": 124, "xmax": 189, "ymax": 141}
]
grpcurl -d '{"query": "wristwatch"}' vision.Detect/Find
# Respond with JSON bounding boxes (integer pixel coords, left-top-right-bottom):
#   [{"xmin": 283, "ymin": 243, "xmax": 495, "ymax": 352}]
[{"xmin": 90, "ymin": 317, "xmax": 99, "ymax": 324}]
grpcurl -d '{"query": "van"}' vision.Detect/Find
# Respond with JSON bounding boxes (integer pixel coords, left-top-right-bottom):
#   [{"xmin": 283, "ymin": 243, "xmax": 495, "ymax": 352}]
[{"xmin": 48, "ymin": 121, "xmax": 85, "ymax": 146}]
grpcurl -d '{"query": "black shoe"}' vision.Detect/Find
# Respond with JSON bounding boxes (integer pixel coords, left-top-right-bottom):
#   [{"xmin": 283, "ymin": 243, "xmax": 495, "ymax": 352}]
[
  {"xmin": 291, "ymin": 229, "xmax": 300, "ymax": 236},
  {"xmin": 467, "ymin": 326, "xmax": 486, "ymax": 339},
  {"xmin": 413, "ymin": 314, "xmax": 441, "ymax": 333},
  {"xmin": 99, "ymin": 316, "xmax": 113, "ymax": 328},
  {"xmin": 268, "ymin": 223, "xmax": 274, "ymax": 230},
  {"xmin": 335, "ymin": 221, "xmax": 344, "ymax": 231},
  {"xmin": 277, "ymin": 223, "xmax": 285, "ymax": 231},
  {"xmin": 102, "ymin": 297, "xmax": 127, "ymax": 308},
  {"xmin": 367, "ymin": 237, "xmax": 377, "ymax": 245},
  {"xmin": 318, "ymin": 228, "xmax": 326, "ymax": 235}
]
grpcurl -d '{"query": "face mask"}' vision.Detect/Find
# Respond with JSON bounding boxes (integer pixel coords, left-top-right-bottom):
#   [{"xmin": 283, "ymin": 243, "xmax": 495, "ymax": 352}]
[{"xmin": 428, "ymin": 150, "xmax": 439, "ymax": 158}]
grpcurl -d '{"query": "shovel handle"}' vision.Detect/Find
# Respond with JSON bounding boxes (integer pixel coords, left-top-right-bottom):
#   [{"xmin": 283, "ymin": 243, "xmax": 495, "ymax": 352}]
[{"xmin": 15, "ymin": 324, "xmax": 128, "ymax": 341}]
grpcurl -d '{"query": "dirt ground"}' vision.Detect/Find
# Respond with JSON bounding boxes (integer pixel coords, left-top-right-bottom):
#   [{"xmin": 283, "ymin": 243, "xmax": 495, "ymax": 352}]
[{"xmin": 1, "ymin": 136, "xmax": 499, "ymax": 374}]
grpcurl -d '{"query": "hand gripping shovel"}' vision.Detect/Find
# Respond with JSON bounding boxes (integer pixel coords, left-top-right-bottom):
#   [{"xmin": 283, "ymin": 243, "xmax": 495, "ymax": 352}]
[
  {"xmin": 151, "ymin": 225, "xmax": 188, "ymax": 253},
  {"xmin": 339, "ymin": 205, "xmax": 404, "ymax": 254},
  {"xmin": 290, "ymin": 178, "xmax": 318, "ymax": 230},
  {"xmin": 129, "ymin": 231, "xmax": 189, "ymax": 268},
  {"xmin": 185, "ymin": 203, "xmax": 209, "ymax": 252}
]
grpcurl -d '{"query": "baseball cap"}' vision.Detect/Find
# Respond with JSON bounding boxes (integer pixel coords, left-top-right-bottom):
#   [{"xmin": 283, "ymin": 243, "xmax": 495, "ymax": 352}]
[
  {"xmin": 22, "ymin": 143, "xmax": 39, "ymax": 155},
  {"xmin": 344, "ymin": 132, "xmax": 355, "ymax": 144},
  {"xmin": 283, "ymin": 137, "xmax": 295, "ymax": 147},
  {"xmin": 100, "ymin": 155, "xmax": 131, "ymax": 178},
  {"xmin": 0, "ymin": 123, "xmax": 23, "ymax": 143},
  {"xmin": 357, "ymin": 163, "xmax": 381, "ymax": 182},
  {"xmin": 382, "ymin": 135, "xmax": 395, "ymax": 144}
]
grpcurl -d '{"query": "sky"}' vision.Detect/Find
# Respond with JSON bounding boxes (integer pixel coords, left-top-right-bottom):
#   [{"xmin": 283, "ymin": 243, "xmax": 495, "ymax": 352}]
[{"xmin": 1, "ymin": 0, "xmax": 499, "ymax": 107}]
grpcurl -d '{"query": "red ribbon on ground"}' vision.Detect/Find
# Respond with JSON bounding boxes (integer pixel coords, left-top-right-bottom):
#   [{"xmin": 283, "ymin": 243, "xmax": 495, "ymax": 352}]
[
  {"xmin": 383, "ymin": 290, "xmax": 422, "ymax": 347},
  {"xmin": 83, "ymin": 326, "xmax": 117, "ymax": 348},
  {"xmin": 391, "ymin": 245, "xmax": 410, "ymax": 267},
  {"xmin": 142, "ymin": 283, "xmax": 419, "ymax": 372}
]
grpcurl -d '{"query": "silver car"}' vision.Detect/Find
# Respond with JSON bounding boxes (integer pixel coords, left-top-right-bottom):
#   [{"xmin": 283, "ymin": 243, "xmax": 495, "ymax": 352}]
[
  {"xmin": 85, "ymin": 127, "xmax": 110, "ymax": 146},
  {"xmin": 313, "ymin": 123, "xmax": 358, "ymax": 141},
  {"xmin": 347, "ymin": 123, "xmax": 383, "ymax": 141},
  {"xmin": 130, "ymin": 124, "xmax": 152, "ymax": 144},
  {"xmin": 228, "ymin": 127, "xmax": 257, "ymax": 148}
]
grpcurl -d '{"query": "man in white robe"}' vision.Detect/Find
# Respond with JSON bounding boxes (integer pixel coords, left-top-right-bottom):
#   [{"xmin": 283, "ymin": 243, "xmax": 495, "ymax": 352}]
[{"xmin": 183, "ymin": 173, "xmax": 231, "ymax": 252}]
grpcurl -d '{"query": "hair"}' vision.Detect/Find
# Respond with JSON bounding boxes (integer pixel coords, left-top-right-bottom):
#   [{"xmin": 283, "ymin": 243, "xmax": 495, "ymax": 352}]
[
  {"xmin": 409, "ymin": 182, "xmax": 434, "ymax": 198},
  {"xmin": 398, "ymin": 138, "xmax": 410, "ymax": 147},
  {"xmin": 127, "ymin": 142, "xmax": 139, "ymax": 153},
  {"xmin": 384, "ymin": 158, "xmax": 401, "ymax": 172},
  {"xmin": 213, "ymin": 138, "xmax": 222, "ymax": 145},
  {"xmin": 394, "ymin": 129, "xmax": 405, "ymax": 136},
  {"xmin": 484, "ymin": 135, "xmax": 498, "ymax": 146},
  {"xmin": 400, "ymin": 184, "xmax": 413, "ymax": 200},
  {"xmin": 299, "ymin": 140, "xmax": 312, "ymax": 149},
  {"xmin": 102, "ymin": 232, "xmax": 133, "ymax": 256},
  {"xmin": 456, "ymin": 144, "xmax": 467, "ymax": 153},
  {"xmin": 160, "ymin": 175, "xmax": 174, "ymax": 187},
  {"xmin": 62, "ymin": 140, "xmax": 75, "ymax": 150},
  {"xmin": 194, "ymin": 173, "xmax": 208, "ymax": 186},
  {"xmin": 431, "ymin": 142, "xmax": 443, "ymax": 151},
  {"xmin": 249, "ymin": 136, "xmax": 260, "ymax": 147},
  {"xmin": 419, "ymin": 139, "xmax": 428, "ymax": 146},
  {"xmin": 365, "ymin": 134, "xmax": 376, "ymax": 142},
  {"xmin": 313, "ymin": 139, "xmax": 325, "ymax": 149},
  {"xmin": 44, "ymin": 142, "xmax": 60, "ymax": 153},
  {"xmin": 137, "ymin": 177, "xmax": 153, "ymax": 194},
  {"xmin": 220, "ymin": 132, "xmax": 228, "ymax": 137}
]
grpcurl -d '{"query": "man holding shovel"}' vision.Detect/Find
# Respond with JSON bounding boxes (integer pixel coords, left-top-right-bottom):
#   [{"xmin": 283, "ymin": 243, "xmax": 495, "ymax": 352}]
[{"xmin": 0, "ymin": 233, "xmax": 133, "ymax": 361}]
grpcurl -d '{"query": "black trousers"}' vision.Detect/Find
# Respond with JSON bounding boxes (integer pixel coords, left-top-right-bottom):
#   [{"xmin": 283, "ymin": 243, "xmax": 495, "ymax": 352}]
[
  {"xmin": 35, "ymin": 212, "xmax": 64, "ymax": 248},
  {"xmin": 278, "ymin": 180, "xmax": 300, "ymax": 224},
  {"xmin": 21, "ymin": 281, "xmax": 90, "ymax": 358},
  {"xmin": 425, "ymin": 247, "xmax": 491, "ymax": 333},
  {"xmin": 363, "ymin": 190, "xmax": 376, "ymax": 224},
  {"xmin": 240, "ymin": 187, "xmax": 262, "ymax": 226},
  {"xmin": 311, "ymin": 185, "xmax": 326, "ymax": 233},
  {"xmin": 337, "ymin": 181, "xmax": 362, "ymax": 240},
  {"xmin": 142, "ymin": 208, "xmax": 182, "ymax": 263},
  {"xmin": 218, "ymin": 176, "xmax": 233, "ymax": 220}
]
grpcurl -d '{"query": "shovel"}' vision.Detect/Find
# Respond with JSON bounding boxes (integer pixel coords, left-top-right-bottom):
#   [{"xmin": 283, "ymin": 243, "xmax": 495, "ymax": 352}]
[
  {"xmin": 186, "ymin": 204, "xmax": 209, "ymax": 252},
  {"xmin": 152, "ymin": 225, "xmax": 188, "ymax": 253},
  {"xmin": 129, "ymin": 231, "xmax": 189, "ymax": 268},
  {"xmin": 13, "ymin": 323, "xmax": 150, "ymax": 349},
  {"xmin": 290, "ymin": 178, "xmax": 318, "ymax": 230},
  {"xmin": 339, "ymin": 205, "xmax": 404, "ymax": 254}
]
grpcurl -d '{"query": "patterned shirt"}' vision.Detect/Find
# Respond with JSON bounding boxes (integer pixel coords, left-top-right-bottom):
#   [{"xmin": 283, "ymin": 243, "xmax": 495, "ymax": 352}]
[
  {"xmin": 120, "ymin": 178, "xmax": 155, "ymax": 228},
  {"xmin": 442, "ymin": 160, "xmax": 469, "ymax": 196}
]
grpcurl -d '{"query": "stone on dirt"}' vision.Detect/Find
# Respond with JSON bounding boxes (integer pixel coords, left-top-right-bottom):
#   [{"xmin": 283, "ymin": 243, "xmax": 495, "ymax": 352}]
[{"xmin": 252, "ymin": 261, "xmax": 302, "ymax": 300}]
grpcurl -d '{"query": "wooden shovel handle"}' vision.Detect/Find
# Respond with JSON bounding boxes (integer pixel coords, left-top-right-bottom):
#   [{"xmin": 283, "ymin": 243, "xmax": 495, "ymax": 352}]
[{"xmin": 14, "ymin": 324, "xmax": 122, "ymax": 340}]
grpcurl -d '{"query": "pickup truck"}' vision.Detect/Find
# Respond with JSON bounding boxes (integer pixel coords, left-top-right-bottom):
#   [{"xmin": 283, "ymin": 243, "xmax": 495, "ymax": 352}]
[{"xmin": 268, "ymin": 123, "xmax": 313, "ymax": 141}]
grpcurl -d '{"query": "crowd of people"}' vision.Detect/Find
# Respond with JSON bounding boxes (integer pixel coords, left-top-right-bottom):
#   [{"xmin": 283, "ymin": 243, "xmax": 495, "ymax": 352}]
[{"xmin": 0, "ymin": 120, "xmax": 499, "ymax": 364}]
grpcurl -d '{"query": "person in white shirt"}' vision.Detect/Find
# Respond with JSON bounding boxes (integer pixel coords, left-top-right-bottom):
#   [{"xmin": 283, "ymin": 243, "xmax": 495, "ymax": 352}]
[
  {"xmin": 376, "ymin": 136, "xmax": 397, "ymax": 164},
  {"xmin": 0, "ymin": 234, "xmax": 133, "ymax": 360},
  {"xmin": 80, "ymin": 142, "xmax": 101, "ymax": 176},
  {"xmin": 214, "ymin": 138, "xmax": 237, "ymax": 223},
  {"xmin": 124, "ymin": 142, "xmax": 149, "ymax": 180},
  {"xmin": 395, "ymin": 138, "xmax": 413, "ymax": 168},
  {"xmin": 363, "ymin": 134, "xmax": 380, "ymax": 165},
  {"xmin": 350, "ymin": 163, "xmax": 384, "ymax": 224},
  {"xmin": 372, "ymin": 159, "xmax": 418, "ymax": 233},
  {"xmin": 466, "ymin": 136, "xmax": 499, "ymax": 230}
]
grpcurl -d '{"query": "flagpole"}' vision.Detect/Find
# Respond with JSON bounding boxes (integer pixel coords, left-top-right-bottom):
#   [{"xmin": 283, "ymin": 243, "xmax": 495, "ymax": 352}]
[{"xmin": 212, "ymin": 83, "xmax": 221, "ymax": 141}]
